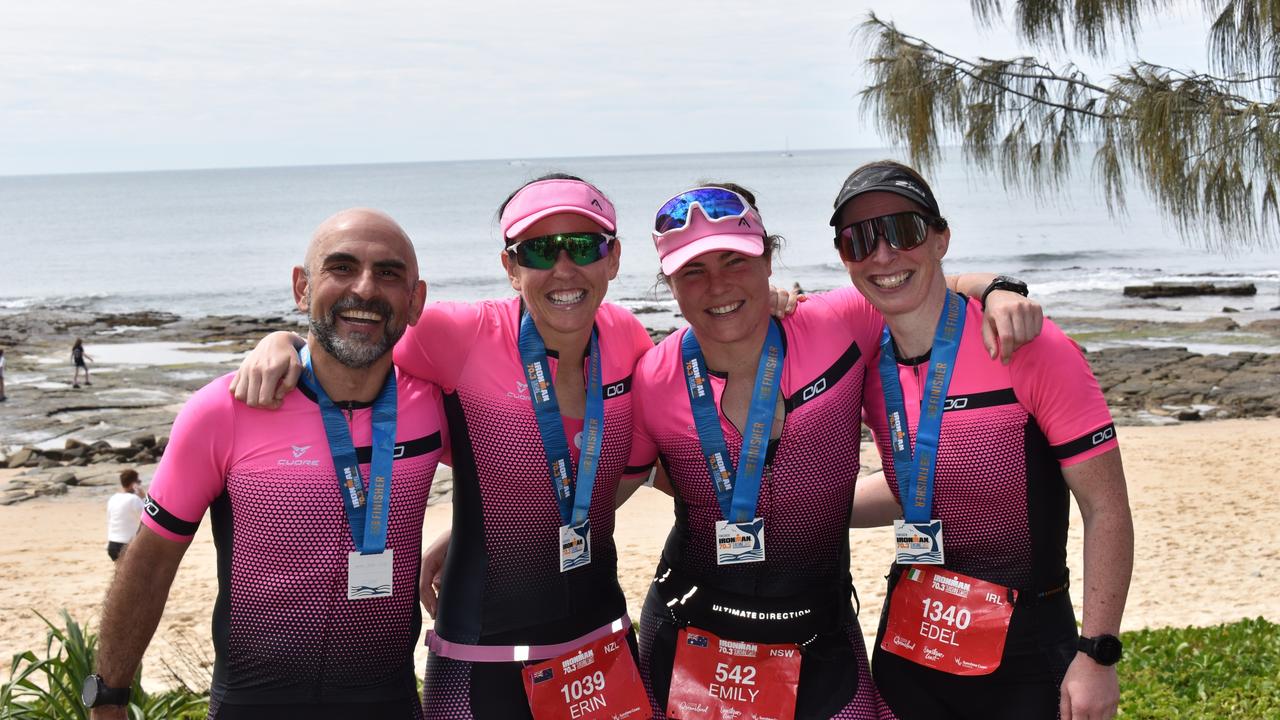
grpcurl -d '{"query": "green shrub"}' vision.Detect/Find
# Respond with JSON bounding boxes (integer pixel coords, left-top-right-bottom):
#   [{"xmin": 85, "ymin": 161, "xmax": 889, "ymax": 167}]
[
  {"xmin": 0, "ymin": 610, "xmax": 207, "ymax": 720},
  {"xmin": 1120, "ymin": 617, "xmax": 1280, "ymax": 719}
]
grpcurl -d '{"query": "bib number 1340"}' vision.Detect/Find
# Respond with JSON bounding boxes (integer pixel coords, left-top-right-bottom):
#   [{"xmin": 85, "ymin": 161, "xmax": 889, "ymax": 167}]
[{"xmin": 921, "ymin": 598, "xmax": 972, "ymax": 630}]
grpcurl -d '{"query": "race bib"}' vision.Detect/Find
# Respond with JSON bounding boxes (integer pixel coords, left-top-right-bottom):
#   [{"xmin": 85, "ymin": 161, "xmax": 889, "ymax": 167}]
[
  {"xmin": 667, "ymin": 627, "xmax": 800, "ymax": 720},
  {"xmin": 522, "ymin": 628, "xmax": 650, "ymax": 720},
  {"xmin": 880, "ymin": 566, "xmax": 1016, "ymax": 676}
]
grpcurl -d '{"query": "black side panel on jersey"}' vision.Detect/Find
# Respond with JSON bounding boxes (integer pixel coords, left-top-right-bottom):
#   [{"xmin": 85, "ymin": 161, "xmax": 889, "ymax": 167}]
[
  {"xmin": 355, "ymin": 431, "xmax": 443, "ymax": 463},
  {"xmin": 785, "ymin": 338, "xmax": 862, "ymax": 412},
  {"xmin": 433, "ymin": 392, "xmax": 488, "ymax": 643},
  {"xmin": 208, "ymin": 490, "xmax": 234, "ymax": 703},
  {"xmin": 1023, "ymin": 418, "xmax": 1071, "ymax": 592}
]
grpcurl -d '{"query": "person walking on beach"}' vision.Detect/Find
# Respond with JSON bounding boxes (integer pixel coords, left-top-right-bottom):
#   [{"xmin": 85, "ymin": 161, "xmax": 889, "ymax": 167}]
[
  {"xmin": 87, "ymin": 209, "xmax": 447, "ymax": 719},
  {"xmin": 105, "ymin": 469, "xmax": 145, "ymax": 561},
  {"xmin": 0, "ymin": 348, "xmax": 7, "ymax": 401},
  {"xmin": 71, "ymin": 338, "xmax": 92, "ymax": 388},
  {"xmin": 837, "ymin": 161, "xmax": 1134, "ymax": 720}
]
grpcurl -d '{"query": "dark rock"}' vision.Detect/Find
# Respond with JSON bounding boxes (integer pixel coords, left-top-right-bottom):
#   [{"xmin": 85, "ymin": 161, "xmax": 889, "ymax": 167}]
[
  {"xmin": 91, "ymin": 440, "xmax": 113, "ymax": 452},
  {"xmin": 129, "ymin": 433, "xmax": 156, "ymax": 449},
  {"xmin": 37, "ymin": 458, "xmax": 59, "ymax": 469},
  {"xmin": 1222, "ymin": 307, "xmax": 1240, "ymax": 313},
  {"xmin": 1122, "ymin": 282, "xmax": 1256, "ymax": 299},
  {"xmin": 63, "ymin": 445, "xmax": 87, "ymax": 459},
  {"xmin": 112, "ymin": 446, "xmax": 140, "ymax": 460},
  {"xmin": 134, "ymin": 450, "xmax": 155, "ymax": 463},
  {"xmin": 1176, "ymin": 409, "xmax": 1202, "ymax": 421},
  {"xmin": 92, "ymin": 453, "xmax": 115, "ymax": 464},
  {"xmin": 65, "ymin": 438, "xmax": 88, "ymax": 450},
  {"xmin": 155, "ymin": 435, "xmax": 169, "ymax": 452},
  {"xmin": 53, "ymin": 472, "xmax": 78, "ymax": 485},
  {"xmin": 40, "ymin": 448, "xmax": 66, "ymax": 462},
  {"xmin": 36, "ymin": 483, "xmax": 68, "ymax": 497},
  {"xmin": 68, "ymin": 456, "xmax": 90, "ymax": 467}
]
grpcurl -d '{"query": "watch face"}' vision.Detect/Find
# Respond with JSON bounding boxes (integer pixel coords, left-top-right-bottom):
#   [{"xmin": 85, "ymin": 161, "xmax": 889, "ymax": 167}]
[
  {"xmin": 81, "ymin": 674, "xmax": 99, "ymax": 707},
  {"xmin": 1095, "ymin": 635, "xmax": 1123, "ymax": 664}
]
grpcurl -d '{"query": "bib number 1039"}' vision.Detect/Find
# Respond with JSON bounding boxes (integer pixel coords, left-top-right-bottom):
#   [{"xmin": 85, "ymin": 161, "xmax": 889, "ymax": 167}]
[{"xmin": 559, "ymin": 671, "xmax": 605, "ymax": 704}]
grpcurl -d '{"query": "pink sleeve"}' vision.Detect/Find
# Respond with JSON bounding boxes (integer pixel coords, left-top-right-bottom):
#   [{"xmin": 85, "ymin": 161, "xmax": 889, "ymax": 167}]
[
  {"xmin": 813, "ymin": 286, "xmax": 885, "ymax": 356},
  {"xmin": 394, "ymin": 301, "xmax": 484, "ymax": 392},
  {"xmin": 1010, "ymin": 321, "xmax": 1118, "ymax": 467},
  {"xmin": 142, "ymin": 378, "xmax": 236, "ymax": 542},
  {"xmin": 624, "ymin": 350, "xmax": 660, "ymax": 477}
]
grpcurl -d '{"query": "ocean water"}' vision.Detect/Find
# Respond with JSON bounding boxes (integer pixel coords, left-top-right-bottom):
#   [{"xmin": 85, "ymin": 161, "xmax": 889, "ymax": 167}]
[{"xmin": 2, "ymin": 149, "xmax": 1279, "ymax": 326}]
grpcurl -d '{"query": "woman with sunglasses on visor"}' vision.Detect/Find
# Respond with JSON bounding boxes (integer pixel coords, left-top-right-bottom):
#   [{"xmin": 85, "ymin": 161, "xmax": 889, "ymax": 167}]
[
  {"xmin": 623, "ymin": 183, "xmax": 1044, "ymax": 720},
  {"xmin": 835, "ymin": 161, "xmax": 1134, "ymax": 720},
  {"xmin": 231, "ymin": 175, "xmax": 660, "ymax": 718}
]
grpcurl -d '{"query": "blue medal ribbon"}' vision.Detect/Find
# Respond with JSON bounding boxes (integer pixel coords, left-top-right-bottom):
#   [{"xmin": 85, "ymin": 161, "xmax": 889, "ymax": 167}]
[
  {"xmin": 517, "ymin": 312, "xmax": 605, "ymax": 529},
  {"xmin": 300, "ymin": 347, "xmax": 398, "ymax": 554},
  {"xmin": 681, "ymin": 320, "xmax": 784, "ymax": 524},
  {"xmin": 878, "ymin": 291, "xmax": 965, "ymax": 524}
]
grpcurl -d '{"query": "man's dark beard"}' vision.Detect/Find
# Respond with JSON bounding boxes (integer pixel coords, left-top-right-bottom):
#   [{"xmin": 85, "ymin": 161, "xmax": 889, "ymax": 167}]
[{"xmin": 309, "ymin": 294, "xmax": 403, "ymax": 369}]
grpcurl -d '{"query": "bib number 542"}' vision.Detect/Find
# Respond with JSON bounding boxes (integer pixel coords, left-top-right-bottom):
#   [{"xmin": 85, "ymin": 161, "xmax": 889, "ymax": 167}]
[{"xmin": 714, "ymin": 663, "xmax": 757, "ymax": 685}]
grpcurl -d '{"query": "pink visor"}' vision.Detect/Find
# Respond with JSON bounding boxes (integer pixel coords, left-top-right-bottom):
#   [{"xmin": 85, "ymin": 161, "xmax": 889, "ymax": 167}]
[
  {"xmin": 500, "ymin": 179, "xmax": 617, "ymax": 241},
  {"xmin": 653, "ymin": 205, "xmax": 766, "ymax": 275}
]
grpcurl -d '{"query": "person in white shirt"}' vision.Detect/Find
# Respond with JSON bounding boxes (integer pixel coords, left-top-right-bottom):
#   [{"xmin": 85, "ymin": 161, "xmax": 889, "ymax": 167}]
[{"xmin": 106, "ymin": 469, "xmax": 145, "ymax": 561}]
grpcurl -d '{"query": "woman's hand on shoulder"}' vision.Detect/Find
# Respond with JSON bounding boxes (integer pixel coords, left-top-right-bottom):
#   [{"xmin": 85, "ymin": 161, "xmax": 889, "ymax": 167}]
[
  {"xmin": 982, "ymin": 291, "xmax": 1043, "ymax": 364},
  {"xmin": 229, "ymin": 331, "xmax": 305, "ymax": 408}
]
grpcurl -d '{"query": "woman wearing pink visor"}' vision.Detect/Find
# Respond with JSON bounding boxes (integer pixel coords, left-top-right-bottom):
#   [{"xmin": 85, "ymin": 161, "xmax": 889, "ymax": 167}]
[
  {"xmin": 231, "ymin": 175, "xmax": 657, "ymax": 718},
  {"xmin": 624, "ymin": 184, "xmax": 1041, "ymax": 720}
]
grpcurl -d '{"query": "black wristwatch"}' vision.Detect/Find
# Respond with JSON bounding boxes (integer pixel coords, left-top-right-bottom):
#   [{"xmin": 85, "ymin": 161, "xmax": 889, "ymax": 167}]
[
  {"xmin": 81, "ymin": 674, "xmax": 131, "ymax": 708},
  {"xmin": 1077, "ymin": 634, "xmax": 1124, "ymax": 666},
  {"xmin": 980, "ymin": 275, "xmax": 1029, "ymax": 305}
]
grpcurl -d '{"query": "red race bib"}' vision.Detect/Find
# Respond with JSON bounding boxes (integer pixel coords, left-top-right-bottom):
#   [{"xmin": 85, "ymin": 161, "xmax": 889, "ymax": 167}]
[
  {"xmin": 666, "ymin": 627, "xmax": 801, "ymax": 720},
  {"xmin": 522, "ymin": 629, "xmax": 651, "ymax": 720},
  {"xmin": 880, "ymin": 566, "xmax": 1016, "ymax": 676}
]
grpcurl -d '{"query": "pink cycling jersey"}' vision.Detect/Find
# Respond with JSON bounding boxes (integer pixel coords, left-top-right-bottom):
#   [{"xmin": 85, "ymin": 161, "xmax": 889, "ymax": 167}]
[
  {"xmin": 395, "ymin": 297, "xmax": 653, "ymax": 645},
  {"xmin": 862, "ymin": 297, "xmax": 1118, "ymax": 591},
  {"xmin": 143, "ymin": 370, "xmax": 446, "ymax": 710}
]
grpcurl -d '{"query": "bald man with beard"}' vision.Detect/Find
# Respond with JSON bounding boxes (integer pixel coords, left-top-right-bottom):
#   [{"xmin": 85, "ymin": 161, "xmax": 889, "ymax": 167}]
[{"xmin": 89, "ymin": 209, "xmax": 448, "ymax": 720}]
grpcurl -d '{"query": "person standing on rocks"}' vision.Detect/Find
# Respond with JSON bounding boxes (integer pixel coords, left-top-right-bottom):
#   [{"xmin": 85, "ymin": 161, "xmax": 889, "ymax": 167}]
[
  {"xmin": 71, "ymin": 338, "xmax": 92, "ymax": 388},
  {"xmin": 0, "ymin": 348, "xmax": 7, "ymax": 401},
  {"xmin": 87, "ymin": 208, "xmax": 447, "ymax": 719},
  {"xmin": 105, "ymin": 469, "xmax": 144, "ymax": 562}
]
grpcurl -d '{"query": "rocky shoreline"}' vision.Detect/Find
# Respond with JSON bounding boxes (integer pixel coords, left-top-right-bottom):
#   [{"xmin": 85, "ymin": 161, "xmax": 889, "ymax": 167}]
[{"xmin": 2, "ymin": 307, "xmax": 1278, "ymax": 506}]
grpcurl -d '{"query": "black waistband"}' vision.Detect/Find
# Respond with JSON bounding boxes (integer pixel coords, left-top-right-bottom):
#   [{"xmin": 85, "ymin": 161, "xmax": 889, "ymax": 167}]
[
  {"xmin": 650, "ymin": 559, "xmax": 855, "ymax": 645},
  {"xmin": 888, "ymin": 564, "xmax": 1070, "ymax": 607}
]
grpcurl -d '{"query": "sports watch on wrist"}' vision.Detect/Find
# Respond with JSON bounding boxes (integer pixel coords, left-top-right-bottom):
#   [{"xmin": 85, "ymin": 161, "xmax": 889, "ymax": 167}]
[
  {"xmin": 81, "ymin": 674, "xmax": 131, "ymax": 708},
  {"xmin": 1077, "ymin": 634, "xmax": 1124, "ymax": 666},
  {"xmin": 980, "ymin": 275, "xmax": 1029, "ymax": 306}
]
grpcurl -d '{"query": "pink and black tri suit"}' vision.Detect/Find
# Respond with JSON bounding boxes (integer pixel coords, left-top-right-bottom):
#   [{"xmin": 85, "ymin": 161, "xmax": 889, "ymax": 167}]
[
  {"xmin": 627, "ymin": 287, "xmax": 895, "ymax": 719},
  {"xmin": 394, "ymin": 297, "xmax": 653, "ymax": 719},
  {"xmin": 863, "ymin": 297, "xmax": 1118, "ymax": 719},
  {"xmin": 143, "ymin": 371, "xmax": 446, "ymax": 719}
]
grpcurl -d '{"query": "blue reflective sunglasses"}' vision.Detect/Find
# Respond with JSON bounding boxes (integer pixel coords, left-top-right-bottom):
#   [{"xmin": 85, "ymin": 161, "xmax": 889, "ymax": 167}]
[{"xmin": 654, "ymin": 187, "xmax": 753, "ymax": 235}]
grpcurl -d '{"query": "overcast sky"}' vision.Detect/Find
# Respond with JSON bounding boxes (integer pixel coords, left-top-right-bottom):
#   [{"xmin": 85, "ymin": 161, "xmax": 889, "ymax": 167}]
[{"xmin": 1, "ymin": 1, "xmax": 1213, "ymax": 176}]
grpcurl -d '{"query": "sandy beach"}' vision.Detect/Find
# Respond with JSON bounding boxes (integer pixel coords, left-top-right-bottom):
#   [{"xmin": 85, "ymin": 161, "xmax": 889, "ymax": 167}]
[{"xmin": 2, "ymin": 418, "xmax": 1277, "ymax": 690}]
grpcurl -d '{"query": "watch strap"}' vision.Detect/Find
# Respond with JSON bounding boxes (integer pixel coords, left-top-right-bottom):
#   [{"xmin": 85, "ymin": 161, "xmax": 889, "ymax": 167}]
[{"xmin": 980, "ymin": 275, "xmax": 1029, "ymax": 306}]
